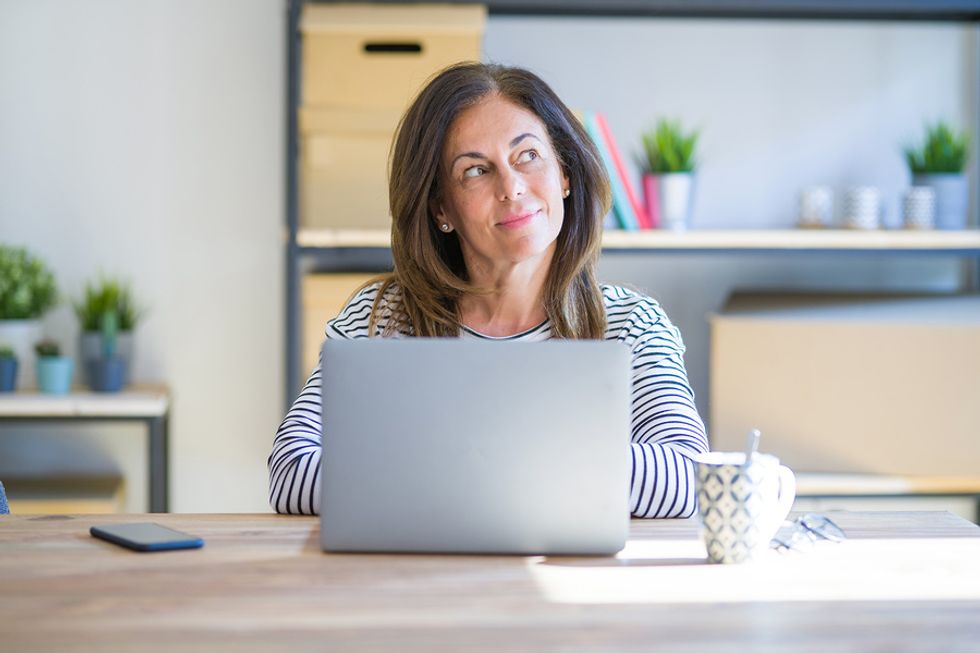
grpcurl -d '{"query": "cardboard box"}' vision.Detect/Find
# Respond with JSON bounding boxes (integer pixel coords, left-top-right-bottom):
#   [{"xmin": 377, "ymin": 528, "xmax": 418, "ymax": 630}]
[
  {"xmin": 301, "ymin": 4, "xmax": 486, "ymax": 111},
  {"xmin": 710, "ymin": 292, "xmax": 980, "ymax": 476},
  {"xmin": 299, "ymin": 107, "xmax": 399, "ymax": 229},
  {"xmin": 301, "ymin": 273, "xmax": 381, "ymax": 383}
]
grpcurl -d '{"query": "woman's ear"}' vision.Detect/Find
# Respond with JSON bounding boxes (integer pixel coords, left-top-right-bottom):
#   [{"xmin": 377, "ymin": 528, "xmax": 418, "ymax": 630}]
[{"xmin": 432, "ymin": 203, "xmax": 454, "ymax": 234}]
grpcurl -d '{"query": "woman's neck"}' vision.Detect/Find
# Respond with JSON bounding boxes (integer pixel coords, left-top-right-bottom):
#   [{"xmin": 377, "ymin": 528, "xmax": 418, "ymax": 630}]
[{"xmin": 459, "ymin": 250, "xmax": 553, "ymax": 337}]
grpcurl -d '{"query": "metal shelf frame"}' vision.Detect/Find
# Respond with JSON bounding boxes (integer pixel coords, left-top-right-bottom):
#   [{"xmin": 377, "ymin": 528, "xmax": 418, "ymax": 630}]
[{"xmin": 283, "ymin": 0, "xmax": 980, "ymax": 406}]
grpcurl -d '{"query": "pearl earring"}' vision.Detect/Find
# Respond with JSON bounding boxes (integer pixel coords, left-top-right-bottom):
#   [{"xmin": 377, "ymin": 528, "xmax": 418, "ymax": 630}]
[
  {"xmin": 563, "ymin": 188, "xmax": 571, "ymax": 198},
  {"xmin": 440, "ymin": 223, "xmax": 451, "ymax": 232}
]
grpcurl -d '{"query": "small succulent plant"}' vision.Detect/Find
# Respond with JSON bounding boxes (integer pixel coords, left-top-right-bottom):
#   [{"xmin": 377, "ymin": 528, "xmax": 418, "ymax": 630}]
[{"xmin": 34, "ymin": 339, "xmax": 61, "ymax": 358}]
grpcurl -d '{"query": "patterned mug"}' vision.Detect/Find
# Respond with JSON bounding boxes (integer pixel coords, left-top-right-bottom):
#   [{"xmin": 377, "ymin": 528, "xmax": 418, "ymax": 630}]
[{"xmin": 693, "ymin": 452, "xmax": 796, "ymax": 564}]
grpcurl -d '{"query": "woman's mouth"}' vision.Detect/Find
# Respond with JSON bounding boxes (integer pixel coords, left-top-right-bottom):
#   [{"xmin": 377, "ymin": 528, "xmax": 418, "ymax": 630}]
[{"xmin": 497, "ymin": 209, "xmax": 540, "ymax": 229}]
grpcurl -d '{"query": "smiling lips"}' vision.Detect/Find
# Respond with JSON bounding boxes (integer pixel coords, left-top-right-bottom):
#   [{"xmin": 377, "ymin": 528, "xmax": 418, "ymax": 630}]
[{"xmin": 497, "ymin": 209, "xmax": 541, "ymax": 229}]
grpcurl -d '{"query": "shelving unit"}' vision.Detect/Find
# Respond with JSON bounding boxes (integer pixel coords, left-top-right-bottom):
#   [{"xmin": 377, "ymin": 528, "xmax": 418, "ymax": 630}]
[{"xmin": 284, "ymin": 0, "xmax": 980, "ymax": 405}]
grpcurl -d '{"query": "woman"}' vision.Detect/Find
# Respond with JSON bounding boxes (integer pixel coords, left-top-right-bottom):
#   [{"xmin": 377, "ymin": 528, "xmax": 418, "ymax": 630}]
[{"xmin": 269, "ymin": 62, "xmax": 708, "ymax": 518}]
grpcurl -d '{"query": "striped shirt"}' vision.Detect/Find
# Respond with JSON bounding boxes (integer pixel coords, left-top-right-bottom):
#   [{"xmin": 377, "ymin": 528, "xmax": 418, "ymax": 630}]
[{"xmin": 268, "ymin": 283, "xmax": 709, "ymax": 518}]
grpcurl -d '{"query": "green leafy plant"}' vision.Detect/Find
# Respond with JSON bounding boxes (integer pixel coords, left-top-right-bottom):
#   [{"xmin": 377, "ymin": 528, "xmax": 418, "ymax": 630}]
[
  {"xmin": 100, "ymin": 310, "xmax": 118, "ymax": 358},
  {"xmin": 74, "ymin": 276, "xmax": 142, "ymax": 332},
  {"xmin": 0, "ymin": 245, "xmax": 58, "ymax": 320},
  {"xmin": 0, "ymin": 346, "xmax": 14, "ymax": 359},
  {"xmin": 904, "ymin": 121, "xmax": 970, "ymax": 174},
  {"xmin": 641, "ymin": 119, "xmax": 701, "ymax": 174},
  {"xmin": 34, "ymin": 339, "xmax": 61, "ymax": 358}
]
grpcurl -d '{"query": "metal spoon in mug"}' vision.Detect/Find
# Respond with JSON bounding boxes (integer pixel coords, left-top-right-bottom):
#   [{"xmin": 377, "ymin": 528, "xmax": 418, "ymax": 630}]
[{"xmin": 744, "ymin": 428, "xmax": 761, "ymax": 466}]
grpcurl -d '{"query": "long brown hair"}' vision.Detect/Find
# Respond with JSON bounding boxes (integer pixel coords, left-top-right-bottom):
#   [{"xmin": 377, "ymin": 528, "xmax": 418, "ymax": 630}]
[{"xmin": 368, "ymin": 62, "xmax": 610, "ymax": 338}]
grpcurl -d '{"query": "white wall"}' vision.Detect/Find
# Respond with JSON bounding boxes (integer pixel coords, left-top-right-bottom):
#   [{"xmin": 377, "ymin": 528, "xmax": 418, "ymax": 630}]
[
  {"xmin": 0, "ymin": 0, "xmax": 284, "ymax": 512},
  {"xmin": 485, "ymin": 17, "xmax": 978, "ymax": 432},
  {"xmin": 0, "ymin": 6, "xmax": 975, "ymax": 511}
]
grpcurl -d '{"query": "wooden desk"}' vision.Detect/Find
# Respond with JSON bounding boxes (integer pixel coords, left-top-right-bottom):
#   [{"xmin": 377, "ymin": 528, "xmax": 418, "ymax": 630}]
[
  {"xmin": 1, "ymin": 511, "xmax": 978, "ymax": 651},
  {"xmin": 0, "ymin": 386, "xmax": 170, "ymax": 511}
]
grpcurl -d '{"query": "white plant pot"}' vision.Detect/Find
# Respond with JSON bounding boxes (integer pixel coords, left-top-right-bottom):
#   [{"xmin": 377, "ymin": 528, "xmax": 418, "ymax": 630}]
[
  {"xmin": 658, "ymin": 173, "xmax": 695, "ymax": 231},
  {"xmin": 0, "ymin": 319, "xmax": 43, "ymax": 390}
]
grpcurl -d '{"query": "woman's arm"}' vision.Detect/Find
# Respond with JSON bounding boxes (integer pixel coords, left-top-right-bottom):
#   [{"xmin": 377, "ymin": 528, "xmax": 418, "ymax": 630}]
[
  {"xmin": 624, "ymin": 306, "xmax": 709, "ymax": 518},
  {"xmin": 267, "ymin": 284, "xmax": 382, "ymax": 514},
  {"xmin": 268, "ymin": 360, "xmax": 324, "ymax": 514}
]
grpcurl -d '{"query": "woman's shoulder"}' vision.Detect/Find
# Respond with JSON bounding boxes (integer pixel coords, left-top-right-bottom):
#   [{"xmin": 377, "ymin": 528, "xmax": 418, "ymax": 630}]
[
  {"xmin": 600, "ymin": 284, "xmax": 681, "ymax": 344},
  {"xmin": 326, "ymin": 278, "xmax": 405, "ymax": 339},
  {"xmin": 601, "ymin": 284, "xmax": 666, "ymax": 322}
]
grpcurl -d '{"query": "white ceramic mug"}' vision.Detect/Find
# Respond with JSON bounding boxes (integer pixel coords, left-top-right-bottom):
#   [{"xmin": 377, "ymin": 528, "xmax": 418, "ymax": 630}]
[
  {"xmin": 798, "ymin": 186, "xmax": 833, "ymax": 227},
  {"xmin": 693, "ymin": 452, "xmax": 796, "ymax": 564}
]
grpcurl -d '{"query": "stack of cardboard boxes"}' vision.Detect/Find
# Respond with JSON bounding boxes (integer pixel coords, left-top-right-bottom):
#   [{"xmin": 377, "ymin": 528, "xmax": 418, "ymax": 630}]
[
  {"xmin": 299, "ymin": 3, "xmax": 486, "ymax": 230},
  {"xmin": 299, "ymin": 4, "xmax": 485, "ymax": 381}
]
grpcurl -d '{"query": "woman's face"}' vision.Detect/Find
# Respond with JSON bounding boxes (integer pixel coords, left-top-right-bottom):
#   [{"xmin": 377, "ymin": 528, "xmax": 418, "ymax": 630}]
[{"xmin": 435, "ymin": 94, "xmax": 569, "ymax": 274}]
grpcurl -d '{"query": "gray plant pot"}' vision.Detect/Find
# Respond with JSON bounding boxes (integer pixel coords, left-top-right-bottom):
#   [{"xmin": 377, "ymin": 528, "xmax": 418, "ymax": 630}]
[
  {"xmin": 912, "ymin": 173, "xmax": 969, "ymax": 230},
  {"xmin": 79, "ymin": 331, "xmax": 133, "ymax": 386}
]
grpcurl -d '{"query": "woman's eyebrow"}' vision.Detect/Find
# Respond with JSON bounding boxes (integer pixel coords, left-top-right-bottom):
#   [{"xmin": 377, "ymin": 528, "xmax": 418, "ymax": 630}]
[
  {"xmin": 450, "ymin": 151, "xmax": 487, "ymax": 169},
  {"xmin": 450, "ymin": 133, "xmax": 544, "ymax": 169},
  {"xmin": 509, "ymin": 132, "xmax": 541, "ymax": 148}
]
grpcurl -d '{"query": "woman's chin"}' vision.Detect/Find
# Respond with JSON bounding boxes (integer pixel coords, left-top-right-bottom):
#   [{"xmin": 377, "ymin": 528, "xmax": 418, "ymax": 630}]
[{"xmin": 501, "ymin": 233, "xmax": 559, "ymax": 264}]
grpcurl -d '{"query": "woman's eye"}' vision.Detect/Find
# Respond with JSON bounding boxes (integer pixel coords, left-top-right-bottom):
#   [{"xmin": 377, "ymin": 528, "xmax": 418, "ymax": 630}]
[
  {"xmin": 463, "ymin": 166, "xmax": 486, "ymax": 178},
  {"xmin": 517, "ymin": 149, "xmax": 539, "ymax": 164}
]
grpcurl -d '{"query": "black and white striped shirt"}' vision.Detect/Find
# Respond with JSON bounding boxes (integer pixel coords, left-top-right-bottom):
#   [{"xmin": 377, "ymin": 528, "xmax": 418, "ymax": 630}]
[{"xmin": 269, "ymin": 283, "xmax": 709, "ymax": 518}]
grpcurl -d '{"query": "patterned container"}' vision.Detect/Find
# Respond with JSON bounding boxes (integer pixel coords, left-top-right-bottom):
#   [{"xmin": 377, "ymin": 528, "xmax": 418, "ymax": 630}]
[
  {"xmin": 694, "ymin": 452, "xmax": 796, "ymax": 564},
  {"xmin": 903, "ymin": 186, "xmax": 936, "ymax": 230},
  {"xmin": 842, "ymin": 187, "xmax": 881, "ymax": 230}
]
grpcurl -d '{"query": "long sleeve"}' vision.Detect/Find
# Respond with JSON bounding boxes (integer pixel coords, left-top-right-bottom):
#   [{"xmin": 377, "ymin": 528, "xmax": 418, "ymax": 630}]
[
  {"xmin": 621, "ymin": 301, "xmax": 709, "ymax": 518},
  {"xmin": 267, "ymin": 285, "xmax": 383, "ymax": 514},
  {"xmin": 269, "ymin": 282, "xmax": 708, "ymax": 518},
  {"xmin": 267, "ymin": 358, "xmax": 325, "ymax": 514}
]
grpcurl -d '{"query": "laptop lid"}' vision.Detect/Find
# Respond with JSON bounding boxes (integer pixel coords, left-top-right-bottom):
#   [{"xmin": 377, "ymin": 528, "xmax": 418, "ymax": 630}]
[{"xmin": 320, "ymin": 338, "xmax": 631, "ymax": 555}]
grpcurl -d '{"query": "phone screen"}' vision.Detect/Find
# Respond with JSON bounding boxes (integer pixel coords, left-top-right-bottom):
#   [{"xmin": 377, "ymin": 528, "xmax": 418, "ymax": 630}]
[{"xmin": 91, "ymin": 523, "xmax": 204, "ymax": 552}]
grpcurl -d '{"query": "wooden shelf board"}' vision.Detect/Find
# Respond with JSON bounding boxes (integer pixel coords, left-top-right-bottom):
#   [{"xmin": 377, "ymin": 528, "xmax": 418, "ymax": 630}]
[
  {"xmin": 297, "ymin": 228, "xmax": 980, "ymax": 252},
  {"xmin": 796, "ymin": 473, "xmax": 980, "ymax": 497},
  {"xmin": 0, "ymin": 384, "xmax": 170, "ymax": 418}
]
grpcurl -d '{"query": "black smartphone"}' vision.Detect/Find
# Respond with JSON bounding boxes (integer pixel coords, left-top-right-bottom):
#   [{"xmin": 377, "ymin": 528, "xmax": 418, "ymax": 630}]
[{"xmin": 90, "ymin": 522, "xmax": 204, "ymax": 552}]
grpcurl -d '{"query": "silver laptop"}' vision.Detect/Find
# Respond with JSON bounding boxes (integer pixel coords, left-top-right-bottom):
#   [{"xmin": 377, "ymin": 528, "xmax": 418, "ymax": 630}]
[{"xmin": 319, "ymin": 338, "xmax": 631, "ymax": 555}]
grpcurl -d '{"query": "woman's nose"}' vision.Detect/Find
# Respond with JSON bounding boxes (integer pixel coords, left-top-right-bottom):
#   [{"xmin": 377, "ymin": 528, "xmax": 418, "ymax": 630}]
[{"xmin": 497, "ymin": 167, "xmax": 526, "ymax": 201}]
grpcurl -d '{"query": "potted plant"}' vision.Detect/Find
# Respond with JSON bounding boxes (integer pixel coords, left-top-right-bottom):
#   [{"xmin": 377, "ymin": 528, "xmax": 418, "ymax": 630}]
[
  {"xmin": 74, "ymin": 276, "xmax": 142, "ymax": 387},
  {"xmin": 85, "ymin": 310, "xmax": 126, "ymax": 393},
  {"xmin": 640, "ymin": 119, "xmax": 701, "ymax": 231},
  {"xmin": 0, "ymin": 345, "xmax": 17, "ymax": 393},
  {"xmin": 904, "ymin": 121, "xmax": 970, "ymax": 230},
  {"xmin": 0, "ymin": 245, "xmax": 58, "ymax": 390},
  {"xmin": 35, "ymin": 339, "xmax": 73, "ymax": 395}
]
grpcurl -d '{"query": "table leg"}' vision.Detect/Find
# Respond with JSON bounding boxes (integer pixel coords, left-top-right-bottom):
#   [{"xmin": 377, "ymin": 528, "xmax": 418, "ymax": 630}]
[{"xmin": 148, "ymin": 415, "xmax": 169, "ymax": 512}]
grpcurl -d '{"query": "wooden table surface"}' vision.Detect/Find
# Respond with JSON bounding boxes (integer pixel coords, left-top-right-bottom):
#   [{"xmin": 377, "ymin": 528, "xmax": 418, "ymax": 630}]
[
  {"xmin": 0, "ymin": 384, "xmax": 170, "ymax": 416},
  {"xmin": 2, "ymin": 511, "xmax": 979, "ymax": 652}
]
